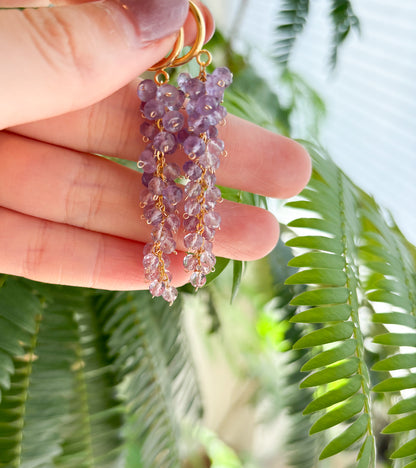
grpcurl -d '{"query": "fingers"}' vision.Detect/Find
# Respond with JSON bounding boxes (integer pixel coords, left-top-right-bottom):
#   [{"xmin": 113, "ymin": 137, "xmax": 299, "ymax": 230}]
[
  {"xmin": 0, "ymin": 132, "xmax": 279, "ymax": 261},
  {"xmin": 0, "ymin": 207, "xmax": 189, "ymax": 290},
  {"xmin": 0, "ymin": 0, "xmax": 215, "ymax": 128},
  {"xmin": 12, "ymin": 82, "xmax": 311, "ymax": 199}
]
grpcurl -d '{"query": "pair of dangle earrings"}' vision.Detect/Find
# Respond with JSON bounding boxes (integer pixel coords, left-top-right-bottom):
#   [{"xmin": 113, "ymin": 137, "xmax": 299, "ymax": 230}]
[{"xmin": 137, "ymin": 1, "xmax": 233, "ymax": 304}]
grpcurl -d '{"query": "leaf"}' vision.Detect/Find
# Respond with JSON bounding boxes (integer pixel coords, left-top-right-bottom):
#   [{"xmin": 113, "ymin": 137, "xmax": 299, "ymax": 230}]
[
  {"xmin": 300, "ymin": 358, "xmax": 359, "ymax": 388},
  {"xmin": 290, "ymin": 304, "xmax": 351, "ymax": 323},
  {"xmin": 303, "ymin": 375, "xmax": 362, "ymax": 414},
  {"xmin": 293, "ymin": 322, "xmax": 354, "ymax": 349},
  {"xmin": 310, "ymin": 393, "xmax": 365, "ymax": 434},
  {"xmin": 372, "ymin": 353, "xmax": 416, "ymax": 371},
  {"xmin": 390, "ymin": 436, "xmax": 416, "ymax": 458},
  {"xmin": 356, "ymin": 435, "xmax": 375, "ymax": 468},
  {"xmin": 373, "ymin": 333, "xmax": 416, "ymax": 347},
  {"xmin": 286, "ymin": 235, "xmax": 342, "ymax": 254},
  {"xmin": 285, "ymin": 268, "xmax": 347, "ymax": 287},
  {"xmin": 372, "ymin": 312, "xmax": 416, "ymax": 329},
  {"xmin": 373, "ymin": 375, "xmax": 416, "ymax": 393},
  {"xmin": 288, "ymin": 252, "xmax": 345, "ymax": 269},
  {"xmin": 382, "ymin": 414, "xmax": 416, "ymax": 433},
  {"xmin": 319, "ymin": 414, "xmax": 369, "ymax": 460},
  {"xmin": 301, "ymin": 339, "xmax": 356, "ymax": 371},
  {"xmin": 389, "ymin": 396, "xmax": 416, "ymax": 415},
  {"xmin": 231, "ymin": 260, "xmax": 244, "ymax": 303},
  {"xmin": 403, "ymin": 460, "xmax": 416, "ymax": 468},
  {"xmin": 367, "ymin": 290, "xmax": 410, "ymax": 309},
  {"xmin": 205, "ymin": 257, "xmax": 230, "ymax": 286},
  {"xmin": 290, "ymin": 287, "xmax": 350, "ymax": 306}
]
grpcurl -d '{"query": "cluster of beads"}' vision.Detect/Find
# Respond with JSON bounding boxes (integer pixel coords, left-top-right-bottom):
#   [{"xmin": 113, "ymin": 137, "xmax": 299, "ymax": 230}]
[
  {"xmin": 138, "ymin": 78, "xmax": 185, "ymax": 304},
  {"xmin": 137, "ymin": 64, "xmax": 233, "ymax": 303},
  {"xmin": 178, "ymin": 67, "xmax": 232, "ymax": 289}
]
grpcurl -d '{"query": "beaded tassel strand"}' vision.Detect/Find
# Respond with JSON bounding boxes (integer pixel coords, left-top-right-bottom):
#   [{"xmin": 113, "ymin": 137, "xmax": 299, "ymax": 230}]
[{"xmin": 138, "ymin": 74, "xmax": 186, "ymax": 304}]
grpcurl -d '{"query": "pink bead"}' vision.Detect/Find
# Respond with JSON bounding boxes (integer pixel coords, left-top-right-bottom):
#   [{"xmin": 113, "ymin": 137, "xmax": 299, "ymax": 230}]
[
  {"xmin": 149, "ymin": 280, "xmax": 165, "ymax": 297},
  {"xmin": 184, "ymin": 199, "xmax": 201, "ymax": 216},
  {"xmin": 184, "ymin": 232, "xmax": 204, "ymax": 250},
  {"xmin": 204, "ymin": 211, "xmax": 221, "ymax": 229},
  {"xmin": 162, "ymin": 286, "xmax": 178, "ymax": 304},
  {"xmin": 184, "ymin": 254, "xmax": 198, "ymax": 271},
  {"xmin": 190, "ymin": 272, "xmax": 206, "ymax": 289},
  {"xmin": 143, "ymin": 253, "xmax": 159, "ymax": 270}
]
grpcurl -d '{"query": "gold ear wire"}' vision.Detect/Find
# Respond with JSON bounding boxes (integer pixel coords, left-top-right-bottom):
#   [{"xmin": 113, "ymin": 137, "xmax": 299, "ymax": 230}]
[{"xmin": 148, "ymin": 1, "xmax": 206, "ymax": 72}]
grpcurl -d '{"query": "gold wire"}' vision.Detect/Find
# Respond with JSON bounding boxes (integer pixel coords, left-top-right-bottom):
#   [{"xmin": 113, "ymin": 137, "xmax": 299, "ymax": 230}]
[{"xmin": 148, "ymin": 28, "xmax": 184, "ymax": 72}]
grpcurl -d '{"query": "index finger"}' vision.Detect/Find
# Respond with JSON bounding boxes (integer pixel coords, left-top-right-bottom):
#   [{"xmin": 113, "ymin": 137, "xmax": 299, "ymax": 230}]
[{"xmin": 11, "ymin": 82, "xmax": 311, "ymax": 199}]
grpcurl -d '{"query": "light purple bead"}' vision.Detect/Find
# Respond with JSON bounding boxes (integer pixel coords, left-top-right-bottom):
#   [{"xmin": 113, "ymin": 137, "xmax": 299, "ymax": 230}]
[
  {"xmin": 198, "ymin": 152, "xmax": 220, "ymax": 171},
  {"xmin": 188, "ymin": 115, "xmax": 211, "ymax": 134},
  {"xmin": 153, "ymin": 131, "xmax": 176, "ymax": 154},
  {"xmin": 196, "ymin": 95, "xmax": 219, "ymax": 116},
  {"xmin": 204, "ymin": 211, "xmax": 221, "ymax": 229},
  {"xmin": 177, "ymin": 72, "xmax": 191, "ymax": 89},
  {"xmin": 208, "ymin": 139, "xmax": 224, "ymax": 156},
  {"xmin": 183, "ymin": 77, "xmax": 205, "ymax": 98},
  {"xmin": 164, "ymin": 163, "xmax": 181, "ymax": 180},
  {"xmin": 204, "ymin": 241, "xmax": 213, "ymax": 253},
  {"xmin": 162, "ymin": 111, "xmax": 185, "ymax": 133},
  {"xmin": 143, "ymin": 253, "xmax": 159, "ymax": 270},
  {"xmin": 185, "ymin": 181, "xmax": 202, "ymax": 198},
  {"xmin": 141, "ymin": 172, "xmax": 153, "ymax": 187},
  {"xmin": 183, "ymin": 161, "xmax": 203, "ymax": 180},
  {"xmin": 160, "ymin": 235, "xmax": 176, "ymax": 254},
  {"xmin": 162, "ymin": 286, "xmax": 178, "ymax": 304},
  {"xmin": 183, "ymin": 135, "xmax": 206, "ymax": 159},
  {"xmin": 199, "ymin": 251, "xmax": 216, "ymax": 274},
  {"xmin": 143, "ymin": 243, "xmax": 153, "ymax": 256},
  {"xmin": 206, "ymin": 125, "xmax": 218, "ymax": 139},
  {"xmin": 202, "ymin": 226, "xmax": 215, "ymax": 241},
  {"xmin": 183, "ymin": 216, "xmax": 199, "ymax": 232},
  {"xmin": 212, "ymin": 67, "xmax": 233, "ymax": 87},
  {"xmin": 204, "ymin": 173, "xmax": 217, "ymax": 187},
  {"xmin": 143, "ymin": 99, "xmax": 165, "ymax": 120},
  {"xmin": 168, "ymin": 90, "xmax": 185, "ymax": 111},
  {"xmin": 144, "ymin": 205, "xmax": 163, "ymax": 225},
  {"xmin": 148, "ymin": 177, "xmax": 167, "ymax": 195},
  {"xmin": 165, "ymin": 214, "xmax": 181, "ymax": 233},
  {"xmin": 140, "ymin": 121, "xmax": 158, "ymax": 140},
  {"xmin": 184, "ymin": 254, "xmax": 198, "ymax": 271},
  {"xmin": 145, "ymin": 268, "xmax": 160, "ymax": 282},
  {"xmin": 184, "ymin": 199, "xmax": 201, "ymax": 216},
  {"xmin": 139, "ymin": 188, "xmax": 153, "ymax": 206},
  {"xmin": 137, "ymin": 79, "xmax": 157, "ymax": 102},
  {"xmin": 149, "ymin": 280, "xmax": 165, "ymax": 297},
  {"xmin": 138, "ymin": 148, "xmax": 157, "ymax": 173},
  {"xmin": 190, "ymin": 272, "xmax": 206, "ymax": 289},
  {"xmin": 205, "ymin": 186, "xmax": 222, "ymax": 203},
  {"xmin": 162, "ymin": 184, "xmax": 183, "ymax": 205},
  {"xmin": 184, "ymin": 232, "xmax": 204, "ymax": 250},
  {"xmin": 156, "ymin": 84, "xmax": 180, "ymax": 107}
]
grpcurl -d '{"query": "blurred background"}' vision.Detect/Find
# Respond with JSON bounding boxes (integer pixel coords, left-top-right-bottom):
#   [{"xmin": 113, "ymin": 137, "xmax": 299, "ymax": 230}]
[{"xmin": 208, "ymin": 0, "xmax": 416, "ymax": 244}]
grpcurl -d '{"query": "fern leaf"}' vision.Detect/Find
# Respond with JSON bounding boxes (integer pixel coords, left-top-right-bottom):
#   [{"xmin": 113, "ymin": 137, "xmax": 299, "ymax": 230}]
[
  {"xmin": 285, "ymin": 143, "xmax": 376, "ymax": 465},
  {"xmin": 97, "ymin": 291, "xmax": 201, "ymax": 468},
  {"xmin": 274, "ymin": 0, "xmax": 310, "ymax": 67}
]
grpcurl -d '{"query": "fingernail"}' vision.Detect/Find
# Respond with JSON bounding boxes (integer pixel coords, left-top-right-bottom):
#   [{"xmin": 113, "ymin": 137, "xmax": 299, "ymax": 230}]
[{"xmin": 112, "ymin": 0, "xmax": 189, "ymax": 43}]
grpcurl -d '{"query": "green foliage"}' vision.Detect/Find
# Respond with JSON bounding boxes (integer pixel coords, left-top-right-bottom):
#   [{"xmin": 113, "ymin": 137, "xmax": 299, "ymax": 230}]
[
  {"xmin": 284, "ymin": 142, "xmax": 416, "ymax": 466},
  {"xmin": 274, "ymin": 0, "xmax": 360, "ymax": 69},
  {"xmin": 0, "ymin": 278, "xmax": 200, "ymax": 468}
]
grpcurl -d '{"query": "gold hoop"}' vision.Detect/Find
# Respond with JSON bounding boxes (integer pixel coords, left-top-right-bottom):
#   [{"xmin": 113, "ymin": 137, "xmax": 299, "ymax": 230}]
[
  {"xmin": 148, "ymin": 0, "xmax": 206, "ymax": 71},
  {"xmin": 171, "ymin": 1, "xmax": 206, "ymax": 67},
  {"xmin": 148, "ymin": 28, "xmax": 185, "ymax": 72}
]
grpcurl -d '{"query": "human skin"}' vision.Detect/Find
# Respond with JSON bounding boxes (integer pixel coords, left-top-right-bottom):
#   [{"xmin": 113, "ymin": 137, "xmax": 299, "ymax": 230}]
[{"xmin": 0, "ymin": 0, "xmax": 311, "ymax": 290}]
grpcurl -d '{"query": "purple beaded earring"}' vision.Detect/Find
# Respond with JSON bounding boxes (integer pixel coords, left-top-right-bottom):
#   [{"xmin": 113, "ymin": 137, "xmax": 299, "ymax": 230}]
[{"xmin": 137, "ymin": 1, "xmax": 233, "ymax": 304}]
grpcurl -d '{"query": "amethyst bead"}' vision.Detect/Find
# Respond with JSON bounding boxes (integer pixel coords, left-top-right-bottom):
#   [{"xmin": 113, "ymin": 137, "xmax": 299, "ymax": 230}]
[
  {"xmin": 138, "ymin": 148, "xmax": 157, "ymax": 173},
  {"xmin": 157, "ymin": 84, "xmax": 180, "ymax": 107},
  {"xmin": 184, "ymin": 232, "xmax": 204, "ymax": 250},
  {"xmin": 164, "ymin": 163, "xmax": 181, "ymax": 180},
  {"xmin": 196, "ymin": 95, "xmax": 219, "ymax": 116},
  {"xmin": 183, "ymin": 135, "xmax": 206, "ymax": 159},
  {"xmin": 162, "ymin": 184, "xmax": 183, "ymax": 205},
  {"xmin": 148, "ymin": 177, "xmax": 167, "ymax": 195},
  {"xmin": 184, "ymin": 254, "xmax": 198, "ymax": 271},
  {"xmin": 183, "ymin": 216, "xmax": 199, "ymax": 232},
  {"xmin": 162, "ymin": 111, "xmax": 185, "ymax": 133},
  {"xmin": 162, "ymin": 286, "xmax": 178, "ymax": 304},
  {"xmin": 137, "ymin": 79, "xmax": 157, "ymax": 102},
  {"xmin": 143, "ymin": 99, "xmax": 165, "ymax": 120},
  {"xmin": 182, "ymin": 77, "xmax": 205, "ymax": 98},
  {"xmin": 153, "ymin": 131, "xmax": 176, "ymax": 154},
  {"xmin": 183, "ymin": 161, "xmax": 203, "ymax": 180},
  {"xmin": 190, "ymin": 272, "xmax": 206, "ymax": 289},
  {"xmin": 204, "ymin": 211, "xmax": 221, "ymax": 229},
  {"xmin": 184, "ymin": 198, "xmax": 202, "ymax": 216},
  {"xmin": 140, "ymin": 121, "xmax": 158, "ymax": 140},
  {"xmin": 149, "ymin": 280, "xmax": 165, "ymax": 297}
]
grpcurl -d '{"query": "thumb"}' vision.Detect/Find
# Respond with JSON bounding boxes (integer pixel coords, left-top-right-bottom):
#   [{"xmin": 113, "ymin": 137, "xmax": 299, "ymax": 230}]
[{"xmin": 0, "ymin": 0, "xmax": 189, "ymax": 129}]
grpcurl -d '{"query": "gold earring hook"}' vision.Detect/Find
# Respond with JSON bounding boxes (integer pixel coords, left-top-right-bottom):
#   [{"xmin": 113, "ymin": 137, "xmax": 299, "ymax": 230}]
[{"xmin": 148, "ymin": 0, "xmax": 206, "ymax": 72}]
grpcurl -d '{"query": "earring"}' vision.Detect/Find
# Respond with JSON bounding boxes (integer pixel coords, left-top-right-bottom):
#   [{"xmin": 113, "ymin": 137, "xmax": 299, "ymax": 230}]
[{"xmin": 137, "ymin": 1, "xmax": 233, "ymax": 304}]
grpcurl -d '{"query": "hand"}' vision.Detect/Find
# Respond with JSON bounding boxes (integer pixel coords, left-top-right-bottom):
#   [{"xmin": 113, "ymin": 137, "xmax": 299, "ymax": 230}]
[{"xmin": 0, "ymin": 0, "xmax": 311, "ymax": 290}]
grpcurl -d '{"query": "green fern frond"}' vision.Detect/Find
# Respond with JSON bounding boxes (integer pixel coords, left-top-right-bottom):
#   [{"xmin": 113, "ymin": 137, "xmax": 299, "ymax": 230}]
[
  {"xmin": 274, "ymin": 0, "xmax": 310, "ymax": 67},
  {"xmin": 96, "ymin": 291, "xmax": 201, "ymax": 468},
  {"xmin": 329, "ymin": 0, "xmax": 360, "ymax": 67},
  {"xmin": 285, "ymin": 143, "xmax": 375, "ymax": 466},
  {"xmin": 359, "ymin": 195, "xmax": 416, "ymax": 465}
]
